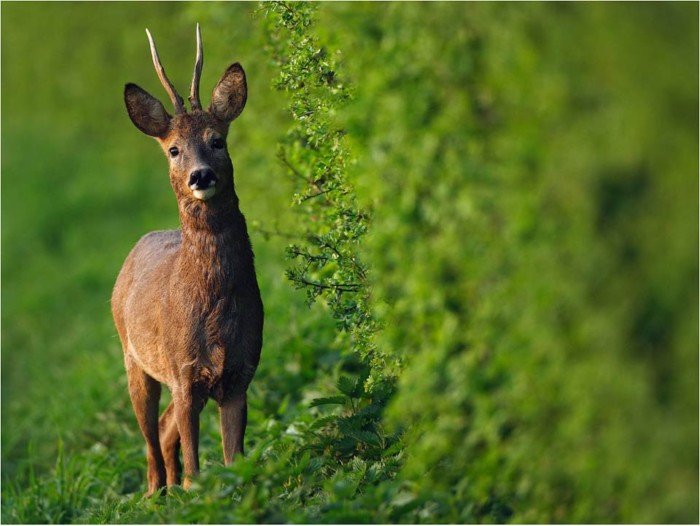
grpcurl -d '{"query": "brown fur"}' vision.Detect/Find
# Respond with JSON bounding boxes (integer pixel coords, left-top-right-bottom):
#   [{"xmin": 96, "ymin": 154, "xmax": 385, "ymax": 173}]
[{"xmin": 112, "ymin": 58, "xmax": 262, "ymax": 494}]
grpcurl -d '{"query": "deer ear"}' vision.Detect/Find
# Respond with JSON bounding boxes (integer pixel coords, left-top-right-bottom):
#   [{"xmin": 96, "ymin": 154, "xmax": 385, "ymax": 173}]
[
  {"xmin": 209, "ymin": 63, "xmax": 247, "ymax": 124},
  {"xmin": 124, "ymin": 83, "xmax": 171, "ymax": 137}
]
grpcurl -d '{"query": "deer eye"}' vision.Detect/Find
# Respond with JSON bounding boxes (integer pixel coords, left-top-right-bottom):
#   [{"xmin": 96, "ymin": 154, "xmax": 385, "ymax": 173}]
[
  {"xmin": 212, "ymin": 138, "xmax": 225, "ymax": 150},
  {"xmin": 168, "ymin": 146, "xmax": 179, "ymax": 157}
]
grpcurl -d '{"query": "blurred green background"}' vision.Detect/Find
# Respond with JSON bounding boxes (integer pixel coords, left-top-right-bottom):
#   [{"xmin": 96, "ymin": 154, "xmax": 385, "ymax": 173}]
[{"xmin": 2, "ymin": 2, "xmax": 697, "ymax": 523}]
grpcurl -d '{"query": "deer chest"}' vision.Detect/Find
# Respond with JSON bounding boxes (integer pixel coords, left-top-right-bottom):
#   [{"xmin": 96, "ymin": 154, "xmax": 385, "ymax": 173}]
[{"xmin": 168, "ymin": 288, "xmax": 261, "ymax": 399}]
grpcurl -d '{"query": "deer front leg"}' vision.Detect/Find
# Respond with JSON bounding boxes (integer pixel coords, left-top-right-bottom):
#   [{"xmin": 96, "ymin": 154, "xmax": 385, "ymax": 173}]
[
  {"xmin": 158, "ymin": 401, "xmax": 181, "ymax": 487},
  {"xmin": 125, "ymin": 357, "xmax": 166, "ymax": 495},
  {"xmin": 173, "ymin": 387, "xmax": 206, "ymax": 489},
  {"xmin": 219, "ymin": 390, "xmax": 247, "ymax": 464}
]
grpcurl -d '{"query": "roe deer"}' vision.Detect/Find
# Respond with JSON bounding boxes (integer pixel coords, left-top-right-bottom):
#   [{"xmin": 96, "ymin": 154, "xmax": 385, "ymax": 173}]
[{"xmin": 111, "ymin": 25, "xmax": 263, "ymax": 495}]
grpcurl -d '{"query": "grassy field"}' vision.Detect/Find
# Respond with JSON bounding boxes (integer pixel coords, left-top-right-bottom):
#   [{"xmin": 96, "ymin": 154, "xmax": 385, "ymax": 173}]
[
  {"xmin": 1, "ymin": 3, "xmax": 332, "ymax": 521},
  {"xmin": 2, "ymin": 2, "xmax": 698, "ymax": 523}
]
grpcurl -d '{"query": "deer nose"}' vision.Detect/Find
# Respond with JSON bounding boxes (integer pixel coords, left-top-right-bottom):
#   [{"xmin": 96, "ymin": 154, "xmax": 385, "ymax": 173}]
[{"xmin": 188, "ymin": 168, "xmax": 218, "ymax": 189}]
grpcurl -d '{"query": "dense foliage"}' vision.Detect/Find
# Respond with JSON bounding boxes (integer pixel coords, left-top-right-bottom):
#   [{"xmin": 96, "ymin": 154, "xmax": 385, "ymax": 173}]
[
  {"xmin": 2, "ymin": 2, "xmax": 697, "ymax": 523},
  {"xmin": 326, "ymin": 4, "xmax": 698, "ymax": 522}
]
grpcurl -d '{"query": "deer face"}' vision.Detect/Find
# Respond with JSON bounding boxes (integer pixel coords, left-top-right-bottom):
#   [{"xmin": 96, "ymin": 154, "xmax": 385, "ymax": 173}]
[
  {"xmin": 124, "ymin": 27, "xmax": 247, "ymax": 206},
  {"xmin": 161, "ymin": 112, "xmax": 229, "ymax": 202}
]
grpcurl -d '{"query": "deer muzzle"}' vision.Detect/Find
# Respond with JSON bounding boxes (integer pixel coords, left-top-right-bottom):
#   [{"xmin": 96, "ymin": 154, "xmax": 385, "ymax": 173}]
[{"xmin": 188, "ymin": 168, "xmax": 218, "ymax": 201}]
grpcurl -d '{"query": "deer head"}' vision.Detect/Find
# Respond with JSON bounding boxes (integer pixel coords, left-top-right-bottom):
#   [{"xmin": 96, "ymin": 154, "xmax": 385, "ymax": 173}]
[{"xmin": 124, "ymin": 25, "xmax": 247, "ymax": 208}]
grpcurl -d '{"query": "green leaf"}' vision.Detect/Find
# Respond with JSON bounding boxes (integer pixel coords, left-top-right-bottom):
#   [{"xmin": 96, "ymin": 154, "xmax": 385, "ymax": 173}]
[
  {"xmin": 309, "ymin": 415, "xmax": 338, "ymax": 430},
  {"xmin": 309, "ymin": 395, "xmax": 347, "ymax": 407},
  {"xmin": 336, "ymin": 376, "xmax": 356, "ymax": 396},
  {"xmin": 349, "ymin": 430, "xmax": 381, "ymax": 447}
]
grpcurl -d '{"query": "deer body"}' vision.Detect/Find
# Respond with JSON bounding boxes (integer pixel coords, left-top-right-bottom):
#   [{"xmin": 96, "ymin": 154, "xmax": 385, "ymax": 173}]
[{"xmin": 111, "ymin": 26, "xmax": 262, "ymax": 495}]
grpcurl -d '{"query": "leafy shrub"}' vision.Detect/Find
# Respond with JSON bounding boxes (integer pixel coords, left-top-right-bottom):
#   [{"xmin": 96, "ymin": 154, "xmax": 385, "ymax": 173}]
[
  {"xmin": 322, "ymin": 3, "xmax": 698, "ymax": 522},
  {"xmin": 261, "ymin": 2, "xmax": 399, "ymax": 394}
]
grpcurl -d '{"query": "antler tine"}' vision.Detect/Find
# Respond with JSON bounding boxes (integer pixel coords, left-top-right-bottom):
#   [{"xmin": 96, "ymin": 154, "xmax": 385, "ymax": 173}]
[
  {"xmin": 145, "ymin": 28, "xmax": 186, "ymax": 114},
  {"xmin": 189, "ymin": 23, "xmax": 204, "ymax": 111}
]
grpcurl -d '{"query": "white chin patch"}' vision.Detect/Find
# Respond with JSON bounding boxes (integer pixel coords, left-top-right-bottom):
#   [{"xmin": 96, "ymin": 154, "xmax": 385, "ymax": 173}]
[{"xmin": 192, "ymin": 186, "xmax": 216, "ymax": 201}]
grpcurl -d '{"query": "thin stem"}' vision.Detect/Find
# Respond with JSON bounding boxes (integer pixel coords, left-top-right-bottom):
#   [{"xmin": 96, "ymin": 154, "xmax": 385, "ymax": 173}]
[{"xmin": 293, "ymin": 277, "xmax": 362, "ymax": 292}]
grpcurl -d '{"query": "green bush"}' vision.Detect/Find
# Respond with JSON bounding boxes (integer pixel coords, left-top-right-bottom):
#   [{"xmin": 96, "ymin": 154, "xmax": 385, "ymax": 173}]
[
  {"xmin": 322, "ymin": 3, "xmax": 698, "ymax": 522},
  {"xmin": 262, "ymin": 1, "xmax": 397, "ymax": 395}
]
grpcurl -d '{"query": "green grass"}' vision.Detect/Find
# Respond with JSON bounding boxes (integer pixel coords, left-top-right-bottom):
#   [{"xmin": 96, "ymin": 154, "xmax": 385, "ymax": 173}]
[
  {"xmin": 0, "ymin": 4, "xmax": 340, "ymax": 520},
  {"xmin": 1, "ymin": 117, "xmax": 342, "ymax": 521}
]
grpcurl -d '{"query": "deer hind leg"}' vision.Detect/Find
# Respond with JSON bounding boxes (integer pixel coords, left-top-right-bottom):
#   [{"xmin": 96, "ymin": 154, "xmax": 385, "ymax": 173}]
[
  {"xmin": 159, "ymin": 401, "xmax": 181, "ymax": 487},
  {"xmin": 125, "ymin": 357, "xmax": 166, "ymax": 495},
  {"xmin": 219, "ymin": 390, "xmax": 247, "ymax": 464}
]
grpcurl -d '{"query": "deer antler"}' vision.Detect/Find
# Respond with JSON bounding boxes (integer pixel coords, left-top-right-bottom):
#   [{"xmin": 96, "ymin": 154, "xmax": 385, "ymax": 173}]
[
  {"xmin": 145, "ymin": 28, "xmax": 186, "ymax": 115},
  {"xmin": 189, "ymin": 24, "xmax": 204, "ymax": 111}
]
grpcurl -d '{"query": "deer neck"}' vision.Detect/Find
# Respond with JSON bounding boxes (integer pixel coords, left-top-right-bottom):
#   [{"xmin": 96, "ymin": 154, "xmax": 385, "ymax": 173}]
[{"xmin": 176, "ymin": 191, "xmax": 244, "ymax": 299}]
